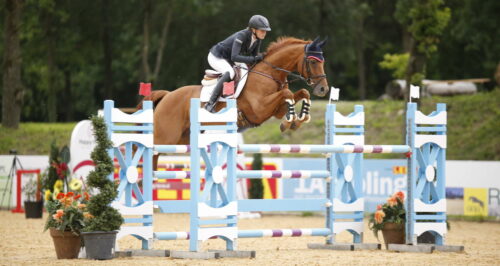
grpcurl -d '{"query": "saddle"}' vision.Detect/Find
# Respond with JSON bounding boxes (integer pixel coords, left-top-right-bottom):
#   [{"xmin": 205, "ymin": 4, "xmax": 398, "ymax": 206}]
[{"xmin": 201, "ymin": 65, "xmax": 243, "ymax": 97}]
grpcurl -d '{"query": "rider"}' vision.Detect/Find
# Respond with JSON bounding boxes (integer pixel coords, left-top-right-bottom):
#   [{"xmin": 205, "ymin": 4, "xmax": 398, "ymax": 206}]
[{"xmin": 204, "ymin": 15, "xmax": 271, "ymax": 113}]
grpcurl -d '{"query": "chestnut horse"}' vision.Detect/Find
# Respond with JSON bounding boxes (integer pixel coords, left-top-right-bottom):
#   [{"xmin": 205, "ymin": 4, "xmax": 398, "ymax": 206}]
[{"xmin": 140, "ymin": 37, "xmax": 329, "ymax": 168}]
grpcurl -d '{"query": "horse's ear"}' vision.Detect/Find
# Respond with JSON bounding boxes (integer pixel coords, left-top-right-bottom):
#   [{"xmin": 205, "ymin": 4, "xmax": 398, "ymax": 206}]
[
  {"xmin": 318, "ymin": 37, "xmax": 328, "ymax": 48},
  {"xmin": 312, "ymin": 36, "xmax": 320, "ymax": 44}
]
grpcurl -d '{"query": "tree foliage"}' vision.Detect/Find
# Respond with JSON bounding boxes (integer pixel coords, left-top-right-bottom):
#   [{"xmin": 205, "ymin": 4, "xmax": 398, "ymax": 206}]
[
  {"xmin": 1, "ymin": 0, "xmax": 499, "ymax": 123},
  {"xmin": 249, "ymin": 153, "xmax": 264, "ymax": 199},
  {"xmin": 379, "ymin": 53, "xmax": 409, "ymax": 79},
  {"xmin": 84, "ymin": 115, "xmax": 123, "ymax": 232}
]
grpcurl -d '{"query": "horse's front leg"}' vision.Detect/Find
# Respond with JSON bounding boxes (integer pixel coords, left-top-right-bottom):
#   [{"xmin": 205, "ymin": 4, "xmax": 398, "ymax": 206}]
[
  {"xmin": 250, "ymin": 89, "xmax": 296, "ymax": 132},
  {"xmin": 273, "ymin": 89, "xmax": 311, "ymax": 131},
  {"xmin": 290, "ymin": 89, "xmax": 311, "ymax": 130}
]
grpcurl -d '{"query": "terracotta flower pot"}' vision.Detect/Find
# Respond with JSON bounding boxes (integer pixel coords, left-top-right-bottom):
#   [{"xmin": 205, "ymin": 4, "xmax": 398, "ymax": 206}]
[
  {"xmin": 49, "ymin": 228, "xmax": 82, "ymax": 259},
  {"xmin": 381, "ymin": 222, "xmax": 405, "ymax": 249}
]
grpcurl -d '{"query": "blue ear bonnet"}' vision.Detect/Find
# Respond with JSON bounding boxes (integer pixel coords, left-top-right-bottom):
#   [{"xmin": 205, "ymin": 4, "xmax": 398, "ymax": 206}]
[{"xmin": 305, "ymin": 37, "xmax": 327, "ymax": 62}]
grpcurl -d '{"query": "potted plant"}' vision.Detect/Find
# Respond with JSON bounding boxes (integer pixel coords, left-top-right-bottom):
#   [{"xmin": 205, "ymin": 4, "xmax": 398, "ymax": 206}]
[
  {"xmin": 23, "ymin": 176, "xmax": 43, "ymax": 218},
  {"xmin": 42, "ymin": 140, "xmax": 90, "ymax": 259},
  {"xmin": 81, "ymin": 115, "xmax": 123, "ymax": 260},
  {"xmin": 44, "ymin": 191, "xmax": 90, "ymax": 259},
  {"xmin": 42, "ymin": 141, "xmax": 71, "ymax": 199},
  {"xmin": 369, "ymin": 191, "xmax": 406, "ymax": 249}
]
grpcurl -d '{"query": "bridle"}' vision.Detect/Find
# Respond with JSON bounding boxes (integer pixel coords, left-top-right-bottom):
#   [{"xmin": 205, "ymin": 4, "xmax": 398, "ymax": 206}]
[{"xmin": 248, "ymin": 44, "xmax": 327, "ymax": 89}]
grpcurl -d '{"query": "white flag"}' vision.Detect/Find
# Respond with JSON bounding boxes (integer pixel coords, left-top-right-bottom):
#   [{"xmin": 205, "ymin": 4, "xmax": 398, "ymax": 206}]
[
  {"xmin": 410, "ymin": 85, "xmax": 420, "ymax": 99},
  {"xmin": 329, "ymin": 87, "xmax": 340, "ymax": 101}
]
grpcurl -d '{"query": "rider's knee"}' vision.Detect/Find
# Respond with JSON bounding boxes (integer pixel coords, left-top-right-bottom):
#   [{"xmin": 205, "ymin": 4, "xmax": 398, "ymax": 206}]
[{"xmin": 226, "ymin": 69, "xmax": 235, "ymax": 80}]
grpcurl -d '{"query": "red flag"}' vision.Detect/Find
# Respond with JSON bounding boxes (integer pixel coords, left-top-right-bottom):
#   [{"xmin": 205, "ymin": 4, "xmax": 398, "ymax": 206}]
[{"xmin": 139, "ymin": 82, "xmax": 152, "ymax": 96}]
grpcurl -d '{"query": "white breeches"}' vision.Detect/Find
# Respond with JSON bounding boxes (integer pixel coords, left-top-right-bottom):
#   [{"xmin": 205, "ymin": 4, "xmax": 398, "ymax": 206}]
[{"xmin": 208, "ymin": 52, "xmax": 235, "ymax": 79}]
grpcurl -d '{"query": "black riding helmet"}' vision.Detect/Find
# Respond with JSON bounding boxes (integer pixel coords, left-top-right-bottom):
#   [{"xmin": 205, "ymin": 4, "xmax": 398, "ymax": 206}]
[{"xmin": 248, "ymin": 15, "xmax": 271, "ymax": 31}]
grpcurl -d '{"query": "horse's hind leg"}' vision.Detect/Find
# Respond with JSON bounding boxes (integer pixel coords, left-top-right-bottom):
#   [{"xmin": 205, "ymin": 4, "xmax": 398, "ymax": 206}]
[{"xmin": 153, "ymin": 154, "xmax": 159, "ymax": 171}]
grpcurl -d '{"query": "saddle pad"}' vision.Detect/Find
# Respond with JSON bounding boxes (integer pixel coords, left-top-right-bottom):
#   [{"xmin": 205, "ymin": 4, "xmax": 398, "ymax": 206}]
[{"xmin": 200, "ymin": 62, "xmax": 248, "ymax": 103}]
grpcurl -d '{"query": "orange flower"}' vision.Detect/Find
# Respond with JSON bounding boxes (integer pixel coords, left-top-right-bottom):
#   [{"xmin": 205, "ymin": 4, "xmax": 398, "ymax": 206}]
[
  {"xmin": 394, "ymin": 191, "xmax": 405, "ymax": 202},
  {"xmin": 387, "ymin": 196, "xmax": 398, "ymax": 207},
  {"xmin": 66, "ymin": 192, "xmax": 74, "ymax": 198},
  {"xmin": 84, "ymin": 212, "xmax": 94, "ymax": 219},
  {"xmin": 74, "ymin": 194, "xmax": 82, "ymax": 200},
  {"xmin": 77, "ymin": 203, "xmax": 86, "ymax": 209},
  {"xmin": 56, "ymin": 193, "xmax": 65, "ymax": 200},
  {"xmin": 377, "ymin": 204, "xmax": 382, "ymax": 210},
  {"xmin": 84, "ymin": 192, "xmax": 90, "ymax": 201},
  {"xmin": 374, "ymin": 210, "xmax": 385, "ymax": 224},
  {"xmin": 59, "ymin": 196, "xmax": 73, "ymax": 207},
  {"xmin": 53, "ymin": 209, "xmax": 64, "ymax": 221}
]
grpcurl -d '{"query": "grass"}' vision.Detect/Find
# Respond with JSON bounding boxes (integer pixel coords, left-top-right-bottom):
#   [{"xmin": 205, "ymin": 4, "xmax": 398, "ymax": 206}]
[
  {"xmin": 1, "ymin": 90, "xmax": 499, "ymax": 159},
  {"xmin": 244, "ymin": 89, "xmax": 500, "ymax": 160},
  {"xmin": 0, "ymin": 122, "xmax": 77, "ymax": 155}
]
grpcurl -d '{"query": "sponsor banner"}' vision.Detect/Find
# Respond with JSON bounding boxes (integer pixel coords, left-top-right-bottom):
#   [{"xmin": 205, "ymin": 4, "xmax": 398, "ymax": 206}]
[
  {"xmin": 0, "ymin": 154, "xmax": 499, "ymax": 217},
  {"xmin": 70, "ymin": 120, "xmax": 96, "ymax": 182},
  {"xmin": 279, "ymin": 158, "xmax": 500, "ymax": 216},
  {"xmin": 489, "ymin": 188, "xmax": 500, "ymax": 217},
  {"xmin": 464, "ymin": 188, "xmax": 488, "ymax": 216},
  {"xmin": 281, "ymin": 159, "xmax": 409, "ymax": 212}
]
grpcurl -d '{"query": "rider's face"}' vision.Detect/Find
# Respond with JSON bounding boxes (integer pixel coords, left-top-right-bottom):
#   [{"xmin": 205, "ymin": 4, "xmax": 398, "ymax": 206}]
[{"xmin": 254, "ymin": 29, "xmax": 267, "ymax": 40}]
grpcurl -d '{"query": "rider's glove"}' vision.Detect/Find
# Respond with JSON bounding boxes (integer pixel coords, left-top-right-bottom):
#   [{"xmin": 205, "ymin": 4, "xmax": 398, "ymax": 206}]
[{"xmin": 254, "ymin": 54, "xmax": 264, "ymax": 63}]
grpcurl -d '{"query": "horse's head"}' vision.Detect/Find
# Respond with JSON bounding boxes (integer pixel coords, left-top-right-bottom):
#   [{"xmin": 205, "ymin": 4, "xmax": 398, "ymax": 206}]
[{"xmin": 301, "ymin": 37, "xmax": 329, "ymax": 97}]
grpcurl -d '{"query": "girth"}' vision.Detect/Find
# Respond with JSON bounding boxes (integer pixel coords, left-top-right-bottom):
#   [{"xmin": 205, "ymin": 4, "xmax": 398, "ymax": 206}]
[{"xmin": 237, "ymin": 109, "xmax": 260, "ymax": 133}]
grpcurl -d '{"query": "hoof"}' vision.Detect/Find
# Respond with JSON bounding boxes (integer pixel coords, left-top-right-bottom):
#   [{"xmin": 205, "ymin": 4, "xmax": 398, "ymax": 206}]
[
  {"xmin": 280, "ymin": 121, "xmax": 292, "ymax": 132},
  {"xmin": 280, "ymin": 123, "xmax": 287, "ymax": 132},
  {"xmin": 298, "ymin": 114, "xmax": 311, "ymax": 123}
]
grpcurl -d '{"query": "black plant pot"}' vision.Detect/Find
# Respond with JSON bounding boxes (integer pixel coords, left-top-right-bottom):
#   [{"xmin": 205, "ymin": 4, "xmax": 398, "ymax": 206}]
[
  {"xmin": 24, "ymin": 201, "xmax": 43, "ymax": 218},
  {"xmin": 81, "ymin": 231, "xmax": 118, "ymax": 260}
]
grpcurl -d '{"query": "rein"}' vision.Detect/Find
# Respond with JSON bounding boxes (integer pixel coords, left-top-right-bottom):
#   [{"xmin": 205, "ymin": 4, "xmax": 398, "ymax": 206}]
[{"xmin": 248, "ymin": 44, "xmax": 327, "ymax": 89}]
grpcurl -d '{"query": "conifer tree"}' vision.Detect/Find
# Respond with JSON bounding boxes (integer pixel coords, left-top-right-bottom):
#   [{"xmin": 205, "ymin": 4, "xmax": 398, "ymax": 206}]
[
  {"xmin": 249, "ymin": 153, "xmax": 264, "ymax": 199},
  {"xmin": 84, "ymin": 115, "xmax": 123, "ymax": 232}
]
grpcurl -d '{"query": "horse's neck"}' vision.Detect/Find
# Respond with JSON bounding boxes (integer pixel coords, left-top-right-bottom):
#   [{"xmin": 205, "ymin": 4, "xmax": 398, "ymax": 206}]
[
  {"xmin": 264, "ymin": 45, "xmax": 303, "ymax": 72},
  {"xmin": 242, "ymin": 44, "xmax": 303, "ymax": 96}
]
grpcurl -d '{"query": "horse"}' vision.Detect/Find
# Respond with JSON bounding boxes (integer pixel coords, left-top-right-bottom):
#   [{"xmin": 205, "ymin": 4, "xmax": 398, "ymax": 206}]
[{"xmin": 139, "ymin": 36, "xmax": 330, "ymax": 169}]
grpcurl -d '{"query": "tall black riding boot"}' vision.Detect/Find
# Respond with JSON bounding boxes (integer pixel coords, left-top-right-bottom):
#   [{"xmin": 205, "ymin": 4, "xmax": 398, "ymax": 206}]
[{"xmin": 204, "ymin": 72, "xmax": 231, "ymax": 113}]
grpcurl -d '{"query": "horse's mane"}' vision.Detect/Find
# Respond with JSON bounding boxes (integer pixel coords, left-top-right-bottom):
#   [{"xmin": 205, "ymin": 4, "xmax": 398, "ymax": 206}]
[{"xmin": 266, "ymin": 37, "xmax": 310, "ymax": 56}]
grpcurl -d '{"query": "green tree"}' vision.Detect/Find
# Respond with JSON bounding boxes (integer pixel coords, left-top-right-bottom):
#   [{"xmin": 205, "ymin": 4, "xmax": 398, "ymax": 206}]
[
  {"xmin": 428, "ymin": 0, "xmax": 500, "ymax": 87},
  {"xmin": 379, "ymin": 53, "xmax": 409, "ymax": 79},
  {"xmin": 2, "ymin": 0, "xmax": 24, "ymax": 128},
  {"xmin": 249, "ymin": 153, "xmax": 264, "ymax": 199},
  {"xmin": 395, "ymin": 0, "xmax": 451, "ymax": 100},
  {"xmin": 84, "ymin": 115, "xmax": 123, "ymax": 232}
]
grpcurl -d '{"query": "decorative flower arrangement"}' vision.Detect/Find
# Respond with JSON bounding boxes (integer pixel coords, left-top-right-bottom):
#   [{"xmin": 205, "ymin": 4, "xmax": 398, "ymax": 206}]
[
  {"xmin": 42, "ymin": 142, "xmax": 71, "ymax": 196},
  {"xmin": 42, "ymin": 141, "xmax": 90, "ymax": 235},
  {"xmin": 42, "ymin": 141, "xmax": 86, "ymax": 202},
  {"xmin": 368, "ymin": 191, "xmax": 406, "ymax": 238},
  {"xmin": 44, "ymin": 191, "xmax": 91, "ymax": 234}
]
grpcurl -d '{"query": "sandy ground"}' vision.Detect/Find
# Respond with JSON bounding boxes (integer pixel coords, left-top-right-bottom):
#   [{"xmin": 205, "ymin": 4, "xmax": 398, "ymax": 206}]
[{"xmin": 1, "ymin": 211, "xmax": 499, "ymax": 265}]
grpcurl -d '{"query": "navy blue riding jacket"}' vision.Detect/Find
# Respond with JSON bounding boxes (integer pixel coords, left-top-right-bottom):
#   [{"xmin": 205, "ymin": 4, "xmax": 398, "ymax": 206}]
[{"xmin": 210, "ymin": 29, "xmax": 262, "ymax": 65}]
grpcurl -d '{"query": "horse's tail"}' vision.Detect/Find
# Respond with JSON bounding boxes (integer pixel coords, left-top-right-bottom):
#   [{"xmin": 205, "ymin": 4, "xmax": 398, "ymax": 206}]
[{"xmin": 136, "ymin": 90, "xmax": 169, "ymax": 110}]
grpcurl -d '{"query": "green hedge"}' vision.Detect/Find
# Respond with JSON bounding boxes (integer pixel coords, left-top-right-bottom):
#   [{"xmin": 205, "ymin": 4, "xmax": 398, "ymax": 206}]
[{"xmin": 1, "ymin": 90, "xmax": 499, "ymax": 160}]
